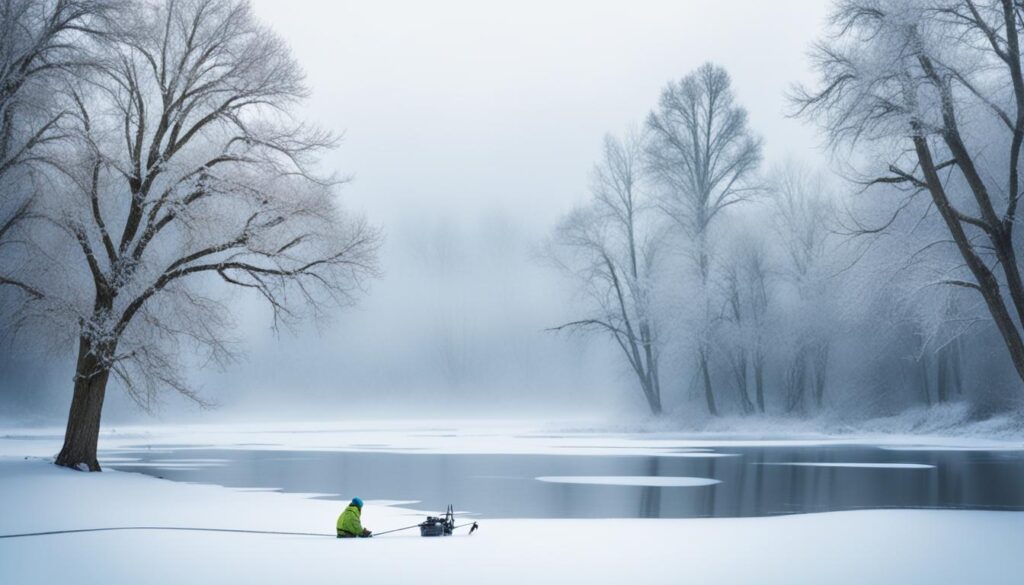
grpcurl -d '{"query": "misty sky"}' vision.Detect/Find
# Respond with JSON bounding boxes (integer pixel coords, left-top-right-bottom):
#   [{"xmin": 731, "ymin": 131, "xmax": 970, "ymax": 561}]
[
  {"xmin": 262, "ymin": 0, "xmax": 828, "ymax": 226},
  {"xmin": 3, "ymin": 1, "xmax": 833, "ymax": 423}
]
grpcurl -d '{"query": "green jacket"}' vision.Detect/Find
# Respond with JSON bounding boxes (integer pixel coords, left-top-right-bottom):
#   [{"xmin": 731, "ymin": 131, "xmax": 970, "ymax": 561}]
[{"xmin": 337, "ymin": 504, "xmax": 363, "ymax": 536}]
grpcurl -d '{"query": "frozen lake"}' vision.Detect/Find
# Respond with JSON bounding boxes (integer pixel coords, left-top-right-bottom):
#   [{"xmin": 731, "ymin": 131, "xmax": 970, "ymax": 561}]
[{"xmin": 102, "ymin": 444, "xmax": 1024, "ymax": 518}]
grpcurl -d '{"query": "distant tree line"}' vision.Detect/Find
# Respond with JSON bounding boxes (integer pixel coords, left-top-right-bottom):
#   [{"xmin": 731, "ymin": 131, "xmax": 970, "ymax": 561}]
[
  {"xmin": 549, "ymin": 0, "xmax": 1024, "ymax": 419},
  {"xmin": 0, "ymin": 0, "xmax": 380, "ymax": 470}
]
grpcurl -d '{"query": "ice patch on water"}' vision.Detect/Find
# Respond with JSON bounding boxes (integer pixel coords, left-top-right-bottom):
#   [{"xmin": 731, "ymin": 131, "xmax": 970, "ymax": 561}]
[
  {"xmin": 109, "ymin": 461, "xmax": 225, "ymax": 468},
  {"xmin": 145, "ymin": 458, "xmax": 230, "ymax": 464},
  {"xmin": 668, "ymin": 452, "xmax": 740, "ymax": 458},
  {"xmin": 759, "ymin": 462, "xmax": 935, "ymax": 469},
  {"xmin": 879, "ymin": 446, "xmax": 1024, "ymax": 452},
  {"xmin": 535, "ymin": 476, "xmax": 721, "ymax": 487}
]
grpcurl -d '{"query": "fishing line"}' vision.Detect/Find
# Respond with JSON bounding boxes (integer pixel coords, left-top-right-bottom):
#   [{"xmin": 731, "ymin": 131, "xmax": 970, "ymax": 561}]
[
  {"xmin": 1, "ymin": 521, "xmax": 479, "ymax": 539},
  {"xmin": 0, "ymin": 526, "xmax": 333, "ymax": 539}
]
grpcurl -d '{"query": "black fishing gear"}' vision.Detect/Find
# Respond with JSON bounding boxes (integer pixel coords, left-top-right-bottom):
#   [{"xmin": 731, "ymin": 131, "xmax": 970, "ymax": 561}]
[{"xmin": 372, "ymin": 504, "xmax": 479, "ymax": 538}]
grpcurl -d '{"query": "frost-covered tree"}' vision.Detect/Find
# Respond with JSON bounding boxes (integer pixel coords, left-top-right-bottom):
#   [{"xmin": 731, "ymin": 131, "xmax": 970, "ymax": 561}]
[
  {"xmin": 794, "ymin": 0, "xmax": 1024, "ymax": 391},
  {"xmin": 645, "ymin": 62, "xmax": 762, "ymax": 415},
  {"xmin": 549, "ymin": 131, "xmax": 665, "ymax": 414},
  {"xmin": 0, "ymin": 0, "xmax": 117, "ymax": 299},
  {"xmin": 769, "ymin": 163, "xmax": 840, "ymax": 412},
  {"xmin": 717, "ymin": 229, "xmax": 774, "ymax": 414},
  {"xmin": 541, "ymin": 6, "xmax": 1024, "ymax": 420},
  {"xmin": 7, "ymin": 0, "xmax": 380, "ymax": 471},
  {"xmin": 845, "ymin": 177, "xmax": 976, "ymax": 407}
]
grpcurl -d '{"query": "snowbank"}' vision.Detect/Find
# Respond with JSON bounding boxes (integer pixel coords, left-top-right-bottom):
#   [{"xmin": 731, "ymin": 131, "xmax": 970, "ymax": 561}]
[{"xmin": 1, "ymin": 457, "xmax": 1022, "ymax": 584}]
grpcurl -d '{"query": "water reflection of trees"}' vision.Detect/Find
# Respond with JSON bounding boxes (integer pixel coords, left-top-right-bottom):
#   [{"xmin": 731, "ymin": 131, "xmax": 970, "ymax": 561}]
[{"xmin": 109, "ymin": 448, "xmax": 1024, "ymax": 519}]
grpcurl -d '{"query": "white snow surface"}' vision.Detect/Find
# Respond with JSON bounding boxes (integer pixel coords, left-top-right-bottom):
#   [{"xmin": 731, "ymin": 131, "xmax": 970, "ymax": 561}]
[
  {"xmin": 0, "ymin": 457, "xmax": 1021, "ymax": 584},
  {"xmin": 536, "ymin": 475, "xmax": 721, "ymax": 486},
  {"xmin": 1, "ymin": 421, "xmax": 1023, "ymax": 584}
]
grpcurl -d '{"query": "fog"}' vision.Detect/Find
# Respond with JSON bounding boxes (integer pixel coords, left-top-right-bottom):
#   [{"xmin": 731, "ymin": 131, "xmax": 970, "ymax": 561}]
[
  {"xmin": 5, "ymin": 6, "xmax": 1024, "ymax": 583},
  {"xmin": 3, "ymin": 1, "xmax": 832, "ymax": 422}
]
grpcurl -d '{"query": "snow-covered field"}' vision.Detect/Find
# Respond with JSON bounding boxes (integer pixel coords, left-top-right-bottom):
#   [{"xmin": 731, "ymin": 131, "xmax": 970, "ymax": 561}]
[{"xmin": 1, "ymin": 422, "xmax": 1023, "ymax": 584}]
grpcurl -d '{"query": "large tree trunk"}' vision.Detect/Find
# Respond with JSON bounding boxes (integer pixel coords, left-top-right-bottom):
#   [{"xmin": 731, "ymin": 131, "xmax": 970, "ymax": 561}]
[
  {"xmin": 55, "ymin": 337, "xmax": 111, "ymax": 471},
  {"xmin": 912, "ymin": 132, "xmax": 1024, "ymax": 387}
]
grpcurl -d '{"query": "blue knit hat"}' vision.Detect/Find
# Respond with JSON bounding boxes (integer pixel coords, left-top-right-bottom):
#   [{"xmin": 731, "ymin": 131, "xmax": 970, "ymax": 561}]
[{"xmin": 351, "ymin": 497, "xmax": 364, "ymax": 508}]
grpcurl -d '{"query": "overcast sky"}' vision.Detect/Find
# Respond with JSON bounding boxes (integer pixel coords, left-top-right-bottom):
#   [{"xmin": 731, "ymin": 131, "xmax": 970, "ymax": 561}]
[
  {"xmin": 3, "ymin": 1, "xmax": 835, "ymax": 423},
  {"xmin": 252, "ymin": 0, "xmax": 829, "ymax": 226}
]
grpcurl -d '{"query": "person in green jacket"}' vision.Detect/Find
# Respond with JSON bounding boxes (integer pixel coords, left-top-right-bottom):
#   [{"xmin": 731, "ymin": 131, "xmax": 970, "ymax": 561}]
[{"xmin": 337, "ymin": 497, "xmax": 372, "ymax": 538}]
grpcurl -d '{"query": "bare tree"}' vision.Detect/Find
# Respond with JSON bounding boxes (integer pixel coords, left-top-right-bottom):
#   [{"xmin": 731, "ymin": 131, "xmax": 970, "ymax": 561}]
[
  {"xmin": 719, "ymin": 234, "xmax": 772, "ymax": 414},
  {"xmin": 794, "ymin": 0, "xmax": 1024, "ymax": 390},
  {"xmin": 0, "ymin": 0, "xmax": 116, "ymax": 300},
  {"xmin": 721, "ymin": 263, "xmax": 754, "ymax": 414},
  {"xmin": 769, "ymin": 163, "xmax": 837, "ymax": 411},
  {"xmin": 907, "ymin": 293, "xmax": 971, "ymax": 405},
  {"xmin": 549, "ymin": 131, "xmax": 664, "ymax": 414},
  {"xmin": 746, "ymin": 244, "xmax": 771, "ymax": 413},
  {"xmin": 10, "ymin": 0, "xmax": 380, "ymax": 471},
  {"xmin": 645, "ymin": 62, "xmax": 762, "ymax": 415}
]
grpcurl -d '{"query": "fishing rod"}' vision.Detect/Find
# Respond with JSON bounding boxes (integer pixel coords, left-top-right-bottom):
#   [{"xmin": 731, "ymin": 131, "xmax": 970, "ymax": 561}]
[
  {"xmin": 370, "ymin": 523, "xmax": 423, "ymax": 536},
  {"xmin": 373, "ymin": 521, "xmax": 479, "ymax": 537}
]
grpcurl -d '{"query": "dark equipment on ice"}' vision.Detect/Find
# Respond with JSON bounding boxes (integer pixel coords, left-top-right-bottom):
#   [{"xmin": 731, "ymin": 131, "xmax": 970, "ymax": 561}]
[
  {"xmin": 419, "ymin": 505, "xmax": 454, "ymax": 536},
  {"xmin": 371, "ymin": 504, "xmax": 479, "ymax": 538}
]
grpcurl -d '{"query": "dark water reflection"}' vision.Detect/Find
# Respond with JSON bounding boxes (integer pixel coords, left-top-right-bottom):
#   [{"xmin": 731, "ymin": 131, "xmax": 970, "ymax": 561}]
[{"xmin": 102, "ymin": 445, "xmax": 1024, "ymax": 519}]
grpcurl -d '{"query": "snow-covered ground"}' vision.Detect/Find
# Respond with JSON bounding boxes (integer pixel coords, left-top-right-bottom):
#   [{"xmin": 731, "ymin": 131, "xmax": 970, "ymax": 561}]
[{"xmin": 1, "ymin": 422, "xmax": 1023, "ymax": 584}]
